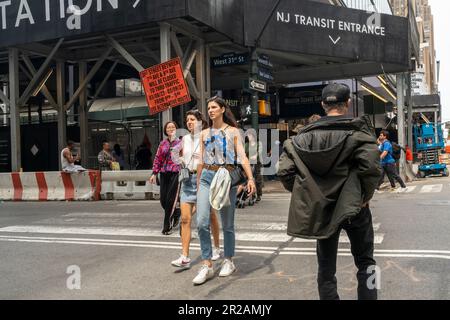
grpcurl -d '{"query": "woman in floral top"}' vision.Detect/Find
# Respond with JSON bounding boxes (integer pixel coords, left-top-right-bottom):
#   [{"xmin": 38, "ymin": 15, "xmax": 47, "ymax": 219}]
[{"xmin": 150, "ymin": 121, "xmax": 181, "ymax": 235}]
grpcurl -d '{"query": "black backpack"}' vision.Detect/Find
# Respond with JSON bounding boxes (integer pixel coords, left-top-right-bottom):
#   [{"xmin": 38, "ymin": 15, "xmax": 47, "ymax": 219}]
[{"xmin": 391, "ymin": 142, "xmax": 402, "ymax": 160}]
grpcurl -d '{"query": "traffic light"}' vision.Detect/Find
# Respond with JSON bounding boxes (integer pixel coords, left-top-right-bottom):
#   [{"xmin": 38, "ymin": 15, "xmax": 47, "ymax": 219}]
[{"xmin": 258, "ymin": 99, "xmax": 271, "ymax": 117}]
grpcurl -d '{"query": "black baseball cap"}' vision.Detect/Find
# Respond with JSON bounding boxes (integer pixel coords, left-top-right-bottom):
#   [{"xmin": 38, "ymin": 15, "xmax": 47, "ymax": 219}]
[{"xmin": 322, "ymin": 83, "xmax": 351, "ymax": 104}]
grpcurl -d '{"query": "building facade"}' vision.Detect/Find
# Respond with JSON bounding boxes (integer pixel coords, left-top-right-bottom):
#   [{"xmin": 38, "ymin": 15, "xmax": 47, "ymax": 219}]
[{"xmin": 390, "ymin": 0, "xmax": 437, "ymax": 95}]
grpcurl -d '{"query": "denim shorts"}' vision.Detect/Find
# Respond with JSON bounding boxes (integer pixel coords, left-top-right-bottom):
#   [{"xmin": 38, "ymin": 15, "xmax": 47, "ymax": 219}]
[{"xmin": 180, "ymin": 173, "xmax": 197, "ymax": 204}]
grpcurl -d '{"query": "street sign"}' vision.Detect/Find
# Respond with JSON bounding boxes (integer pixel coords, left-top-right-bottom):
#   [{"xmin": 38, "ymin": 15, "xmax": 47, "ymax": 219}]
[
  {"xmin": 244, "ymin": 0, "xmax": 409, "ymax": 68},
  {"xmin": 258, "ymin": 67, "xmax": 274, "ymax": 82},
  {"xmin": 256, "ymin": 54, "xmax": 274, "ymax": 82},
  {"xmin": 257, "ymin": 54, "xmax": 274, "ymax": 68},
  {"xmin": 140, "ymin": 57, "xmax": 191, "ymax": 115},
  {"xmin": 248, "ymin": 78, "xmax": 267, "ymax": 93},
  {"xmin": 211, "ymin": 52, "xmax": 248, "ymax": 68}
]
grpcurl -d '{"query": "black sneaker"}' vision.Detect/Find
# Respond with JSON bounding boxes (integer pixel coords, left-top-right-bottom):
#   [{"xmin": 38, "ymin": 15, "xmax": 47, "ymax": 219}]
[
  {"xmin": 171, "ymin": 214, "xmax": 181, "ymax": 230},
  {"xmin": 162, "ymin": 229, "xmax": 174, "ymax": 235}
]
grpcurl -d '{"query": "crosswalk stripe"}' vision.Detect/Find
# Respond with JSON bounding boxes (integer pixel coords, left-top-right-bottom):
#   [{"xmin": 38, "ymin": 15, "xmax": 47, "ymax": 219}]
[
  {"xmin": 404, "ymin": 186, "xmax": 417, "ymax": 193},
  {"xmin": 2, "ymin": 235, "xmax": 445, "ymax": 259},
  {"xmin": 0, "ymin": 225, "xmax": 385, "ymax": 244},
  {"xmin": 374, "ymin": 184, "xmax": 449, "ymax": 194},
  {"xmin": 420, "ymin": 184, "xmax": 443, "ymax": 193},
  {"xmin": 0, "ymin": 235, "xmax": 448, "ymax": 254}
]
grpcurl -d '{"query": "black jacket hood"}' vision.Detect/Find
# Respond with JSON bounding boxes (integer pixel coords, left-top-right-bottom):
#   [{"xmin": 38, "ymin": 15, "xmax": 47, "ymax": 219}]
[{"xmin": 292, "ymin": 115, "xmax": 375, "ymax": 176}]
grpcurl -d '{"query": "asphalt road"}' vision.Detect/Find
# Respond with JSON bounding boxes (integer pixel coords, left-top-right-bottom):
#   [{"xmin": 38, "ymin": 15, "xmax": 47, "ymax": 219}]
[{"xmin": 0, "ymin": 176, "xmax": 449, "ymax": 300}]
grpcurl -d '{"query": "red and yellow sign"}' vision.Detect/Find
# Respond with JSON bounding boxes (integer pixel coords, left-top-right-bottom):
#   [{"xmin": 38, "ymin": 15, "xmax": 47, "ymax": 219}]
[{"xmin": 140, "ymin": 57, "xmax": 191, "ymax": 115}]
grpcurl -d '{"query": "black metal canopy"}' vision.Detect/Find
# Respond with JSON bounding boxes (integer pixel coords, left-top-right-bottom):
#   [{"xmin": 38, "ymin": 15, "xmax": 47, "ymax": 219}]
[{"xmin": 0, "ymin": 0, "xmax": 414, "ymax": 91}]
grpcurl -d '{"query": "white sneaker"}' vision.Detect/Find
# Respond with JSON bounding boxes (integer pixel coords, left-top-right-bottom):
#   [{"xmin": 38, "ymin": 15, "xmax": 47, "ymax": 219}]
[
  {"xmin": 395, "ymin": 187, "xmax": 407, "ymax": 193},
  {"xmin": 211, "ymin": 248, "xmax": 222, "ymax": 261},
  {"xmin": 192, "ymin": 265, "xmax": 214, "ymax": 285},
  {"xmin": 219, "ymin": 259, "xmax": 236, "ymax": 277},
  {"xmin": 171, "ymin": 255, "xmax": 191, "ymax": 268}
]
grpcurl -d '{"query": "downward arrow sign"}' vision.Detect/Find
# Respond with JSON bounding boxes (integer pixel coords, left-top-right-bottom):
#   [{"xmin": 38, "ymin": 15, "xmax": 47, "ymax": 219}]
[{"xmin": 329, "ymin": 35, "xmax": 341, "ymax": 45}]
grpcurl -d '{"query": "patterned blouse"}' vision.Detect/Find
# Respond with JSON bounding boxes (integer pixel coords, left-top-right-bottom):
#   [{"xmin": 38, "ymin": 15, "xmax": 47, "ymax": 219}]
[
  {"xmin": 152, "ymin": 138, "xmax": 181, "ymax": 174},
  {"xmin": 203, "ymin": 127, "xmax": 240, "ymax": 166},
  {"xmin": 98, "ymin": 150, "xmax": 113, "ymax": 171}
]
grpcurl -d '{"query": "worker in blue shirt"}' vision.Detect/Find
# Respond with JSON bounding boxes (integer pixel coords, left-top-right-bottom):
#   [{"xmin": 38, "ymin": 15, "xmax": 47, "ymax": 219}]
[{"xmin": 377, "ymin": 130, "xmax": 406, "ymax": 191}]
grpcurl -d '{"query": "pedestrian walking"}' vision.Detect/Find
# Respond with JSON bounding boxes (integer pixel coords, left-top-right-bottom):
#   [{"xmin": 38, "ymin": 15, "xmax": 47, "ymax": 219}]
[
  {"xmin": 170, "ymin": 110, "xmax": 222, "ymax": 269},
  {"xmin": 98, "ymin": 141, "xmax": 114, "ymax": 171},
  {"xmin": 245, "ymin": 130, "xmax": 263, "ymax": 201},
  {"xmin": 377, "ymin": 130, "xmax": 407, "ymax": 191},
  {"xmin": 192, "ymin": 96, "xmax": 256, "ymax": 285},
  {"xmin": 278, "ymin": 83, "xmax": 382, "ymax": 300},
  {"xmin": 150, "ymin": 122, "xmax": 182, "ymax": 235}
]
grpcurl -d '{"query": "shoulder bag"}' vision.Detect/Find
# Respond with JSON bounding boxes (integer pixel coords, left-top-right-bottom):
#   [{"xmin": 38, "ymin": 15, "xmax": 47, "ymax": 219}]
[{"xmin": 178, "ymin": 138, "xmax": 199, "ymax": 184}]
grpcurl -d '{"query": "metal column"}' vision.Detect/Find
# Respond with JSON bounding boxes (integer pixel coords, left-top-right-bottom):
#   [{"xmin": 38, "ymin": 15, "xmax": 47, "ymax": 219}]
[
  {"xmin": 434, "ymin": 111, "xmax": 438, "ymax": 144},
  {"xmin": 9, "ymin": 48, "xmax": 21, "ymax": 172},
  {"xmin": 205, "ymin": 45, "xmax": 211, "ymax": 100},
  {"xmin": 397, "ymin": 73, "xmax": 406, "ymax": 178},
  {"xmin": 250, "ymin": 48, "xmax": 259, "ymax": 131},
  {"xmin": 57, "ymin": 61, "xmax": 66, "ymax": 170},
  {"xmin": 406, "ymin": 73, "xmax": 413, "ymax": 149},
  {"xmin": 196, "ymin": 40, "xmax": 207, "ymax": 114},
  {"xmin": 1, "ymin": 84, "xmax": 8, "ymax": 126},
  {"xmin": 160, "ymin": 23, "xmax": 172, "ymax": 125},
  {"xmin": 78, "ymin": 62, "xmax": 89, "ymax": 168}
]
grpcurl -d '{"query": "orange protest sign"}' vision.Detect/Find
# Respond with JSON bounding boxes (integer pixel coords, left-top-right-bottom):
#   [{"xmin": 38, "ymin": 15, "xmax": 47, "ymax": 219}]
[{"xmin": 140, "ymin": 57, "xmax": 191, "ymax": 115}]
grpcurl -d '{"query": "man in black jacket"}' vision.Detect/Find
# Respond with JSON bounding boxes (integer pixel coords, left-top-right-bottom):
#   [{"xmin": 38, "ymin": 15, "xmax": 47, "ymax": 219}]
[{"xmin": 278, "ymin": 83, "xmax": 382, "ymax": 300}]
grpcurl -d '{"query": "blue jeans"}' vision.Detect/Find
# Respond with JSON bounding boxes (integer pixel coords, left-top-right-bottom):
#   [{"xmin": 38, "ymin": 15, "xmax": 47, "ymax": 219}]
[{"xmin": 197, "ymin": 169, "xmax": 238, "ymax": 260}]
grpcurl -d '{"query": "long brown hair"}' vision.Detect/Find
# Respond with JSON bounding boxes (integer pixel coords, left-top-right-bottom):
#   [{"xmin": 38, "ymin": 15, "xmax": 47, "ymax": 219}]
[
  {"xmin": 206, "ymin": 96, "xmax": 238, "ymax": 128},
  {"xmin": 186, "ymin": 109, "xmax": 208, "ymax": 130}
]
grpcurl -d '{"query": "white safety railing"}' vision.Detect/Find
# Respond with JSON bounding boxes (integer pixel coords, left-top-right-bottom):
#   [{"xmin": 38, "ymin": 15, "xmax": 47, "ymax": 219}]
[{"xmin": 101, "ymin": 171, "xmax": 160, "ymax": 200}]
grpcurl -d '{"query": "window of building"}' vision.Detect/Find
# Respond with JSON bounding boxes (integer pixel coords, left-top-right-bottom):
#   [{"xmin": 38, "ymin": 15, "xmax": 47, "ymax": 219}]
[{"xmin": 116, "ymin": 79, "xmax": 144, "ymax": 97}]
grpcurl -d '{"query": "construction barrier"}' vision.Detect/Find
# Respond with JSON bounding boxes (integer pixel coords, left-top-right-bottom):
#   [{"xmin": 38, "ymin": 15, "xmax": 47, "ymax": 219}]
[
  {"xmin": 100, "ymin": 170, "xmax": 160, "ymax": 200},
  {"xmin": 0, "ymin": 171, "xmax": 101, "ymax": 201}
]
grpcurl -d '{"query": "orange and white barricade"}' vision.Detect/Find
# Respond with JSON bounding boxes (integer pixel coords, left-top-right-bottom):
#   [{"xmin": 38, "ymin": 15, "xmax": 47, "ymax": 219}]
[{"xmin": 0, "ymin": 171, "xmax": 100, "ymax": 201}]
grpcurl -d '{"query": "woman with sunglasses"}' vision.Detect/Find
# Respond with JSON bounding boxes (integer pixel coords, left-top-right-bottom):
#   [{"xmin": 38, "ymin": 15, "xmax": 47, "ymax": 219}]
[
  {"xmin": 192, "ymin": 97, "xmax": 256, "ymax": 285},
  {"xmin": 150, "ymin": 121, "xmax": 181, "ymax": 235},
  {"xmin": 171, "ymin": 110, "xmax": 222, "ymax": 269}
]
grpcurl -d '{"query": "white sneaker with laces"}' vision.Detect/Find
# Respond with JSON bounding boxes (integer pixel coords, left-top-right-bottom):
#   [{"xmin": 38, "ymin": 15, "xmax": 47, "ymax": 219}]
[
  {"xmin": 211, "ymin": 248, "xmax": 222, "ymax": 261},
  {"xmin": 171, "ymin": 255, "xmax": 191, "ymax": 268},
  {"xmin": 192, "ymin": 265, "xmax": 214, "ymax": 285},
  {"xmin": 219, "ymin": 259, "xmax": 236, "ymax": 277}
]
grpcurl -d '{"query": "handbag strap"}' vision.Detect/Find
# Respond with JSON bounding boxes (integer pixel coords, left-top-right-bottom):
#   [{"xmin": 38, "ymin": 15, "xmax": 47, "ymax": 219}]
[{"xmin": 162, "ymin": 139, "xmax": 174, "ymax": 167}]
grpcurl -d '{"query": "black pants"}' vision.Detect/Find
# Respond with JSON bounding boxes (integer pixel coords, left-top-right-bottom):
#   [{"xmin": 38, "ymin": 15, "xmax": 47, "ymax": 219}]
[
  {"xmin": 317, "ymin": 207, "xmax": 377, "ymax": 300},
  {"xmin": 159, "ymin": 172, "xmax": 181, "ymax": 232},
  {"xmin": 255, "ymin": 163, "xmax": 263, "ymax": 198},
  {"xmin": 378, "ymin": 163, "xmax": 406, "ymax": 189}
]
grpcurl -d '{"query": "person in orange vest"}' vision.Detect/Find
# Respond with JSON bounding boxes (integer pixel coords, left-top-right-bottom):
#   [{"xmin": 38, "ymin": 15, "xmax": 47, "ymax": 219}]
[{"xmin": 405, "ymin": 145, "xmax": 413, "ymax": 162}]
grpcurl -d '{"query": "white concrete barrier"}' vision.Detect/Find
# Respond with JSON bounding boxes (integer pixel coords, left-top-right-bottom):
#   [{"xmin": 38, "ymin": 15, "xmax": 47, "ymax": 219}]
[
  {"xmin": 0, "ymin": 171, "xmax": 100, "ymax": 201},
  {"xmin": 100, "ymin": 171, "xmax": 160, "ymax": 200}
]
